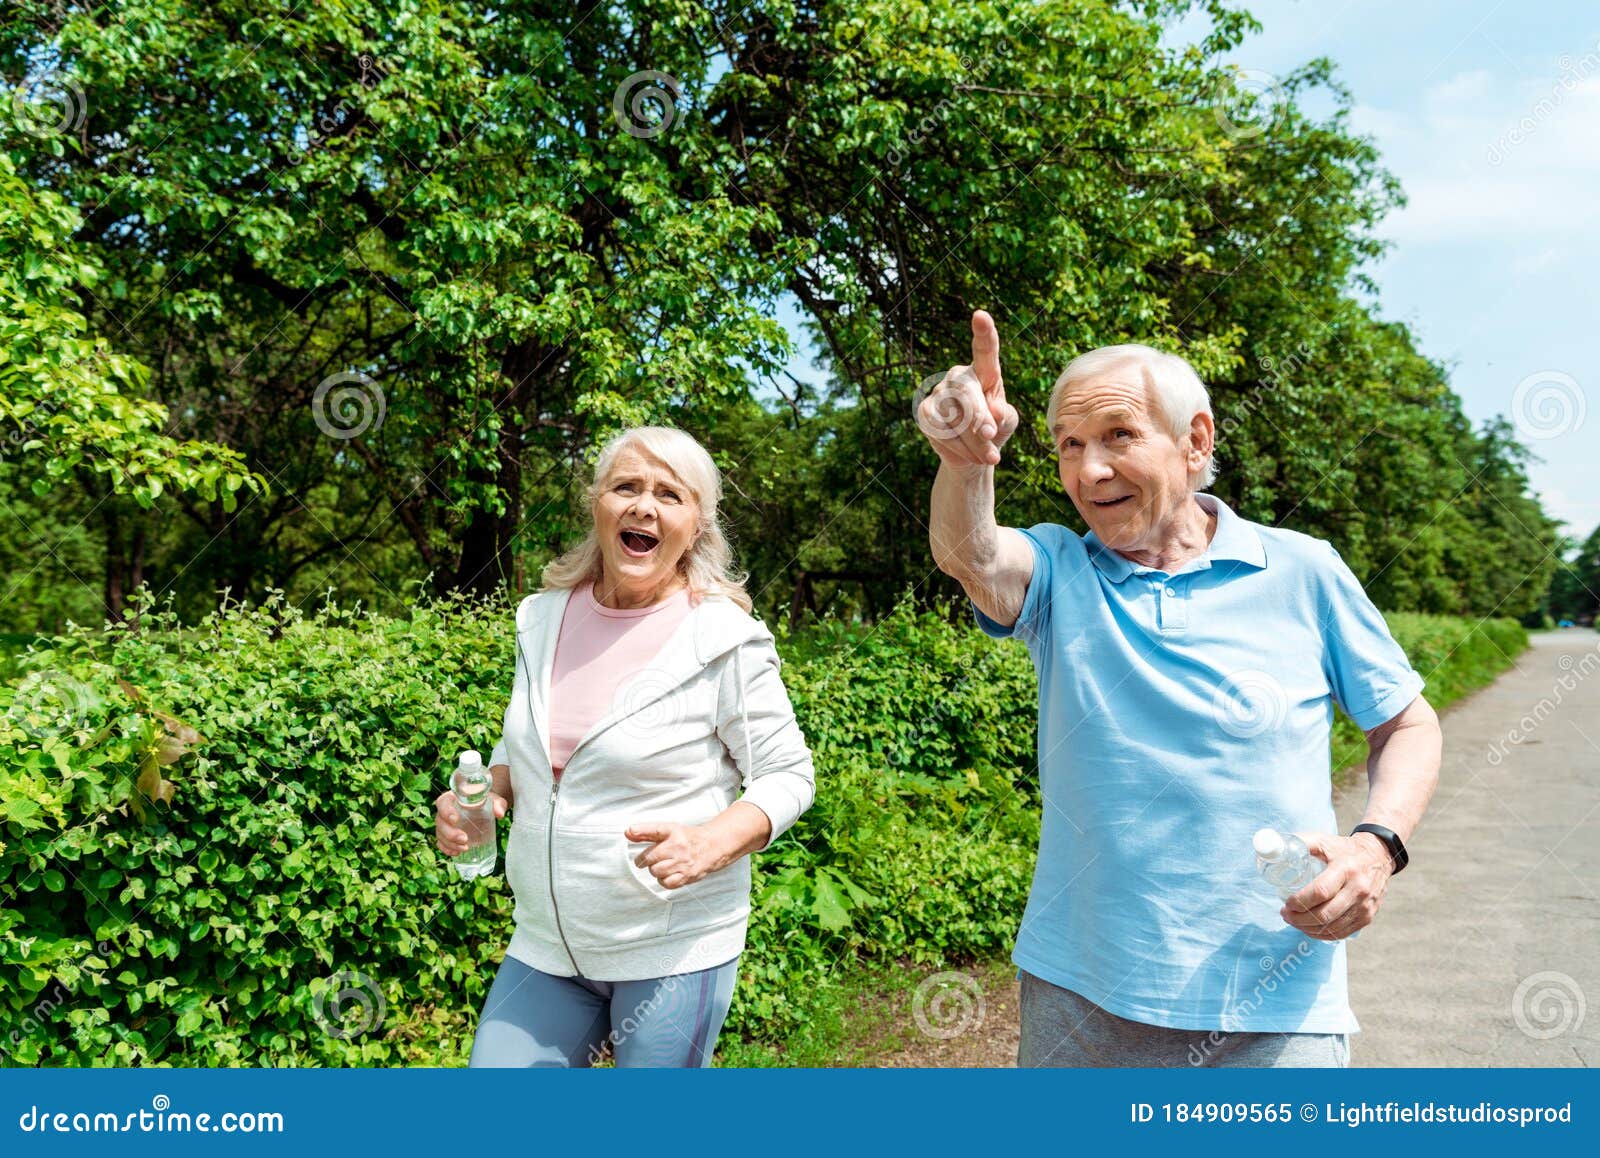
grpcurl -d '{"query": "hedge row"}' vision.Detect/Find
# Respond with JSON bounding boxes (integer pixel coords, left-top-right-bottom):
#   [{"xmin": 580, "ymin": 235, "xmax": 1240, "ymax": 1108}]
[{"xmin": 0, "ymin": 591, "xmax": 1524, "ymax": 1065}]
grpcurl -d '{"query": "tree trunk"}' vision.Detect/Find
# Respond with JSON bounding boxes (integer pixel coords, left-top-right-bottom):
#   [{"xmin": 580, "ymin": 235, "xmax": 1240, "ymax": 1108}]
[
  {"xmin": 451, "ymin": 340, "xmax": 538, "ymax": 598},
  {"xmin": 103, "ymin": 502, "xmax": 124, "ymax": 624}
]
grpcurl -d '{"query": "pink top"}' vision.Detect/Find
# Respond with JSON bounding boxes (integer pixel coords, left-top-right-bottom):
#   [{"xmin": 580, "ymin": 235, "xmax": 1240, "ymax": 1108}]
[{"xmin": 547, "ymin": 578, "xmax": 694, "ymax": 777}]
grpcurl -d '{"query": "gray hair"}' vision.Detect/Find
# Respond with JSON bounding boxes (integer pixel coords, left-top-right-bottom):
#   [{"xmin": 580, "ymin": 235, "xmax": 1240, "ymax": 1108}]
[
  {"xmin": 1046, "ymin": 343, "xmax": 1218, "ymax": 490},
  {"xmin": 540, "ymin": 425, "xmax": 753, "ymax": 612}
]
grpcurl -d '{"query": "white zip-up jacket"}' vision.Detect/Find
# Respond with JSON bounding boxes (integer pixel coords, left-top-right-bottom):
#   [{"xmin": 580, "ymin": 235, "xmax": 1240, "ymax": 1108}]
[{"xmin": 488, "ymin": 585, "xmax": 817, "ymax": 980}]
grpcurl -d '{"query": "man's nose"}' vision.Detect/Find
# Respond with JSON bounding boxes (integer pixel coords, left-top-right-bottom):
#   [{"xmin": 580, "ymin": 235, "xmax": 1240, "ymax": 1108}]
[{"xmin": 1078, "ymin": 446, "xmax": 1115, "ymax": 486}]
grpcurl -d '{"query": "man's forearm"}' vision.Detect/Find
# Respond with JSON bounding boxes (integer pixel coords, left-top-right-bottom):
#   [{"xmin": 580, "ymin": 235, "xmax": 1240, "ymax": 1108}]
[
  {"xmin": 1357, "ymin": 704, "xmax": 1442, "ymax": 849},
  {"xmin": 930, "ymin": 459, "xmax": 999, "ymax": 579}
]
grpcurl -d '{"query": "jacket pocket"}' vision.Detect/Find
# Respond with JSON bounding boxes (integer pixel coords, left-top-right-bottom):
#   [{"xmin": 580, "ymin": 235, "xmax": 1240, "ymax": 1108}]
[
  {"xmin": 504, "ymin": 817, "xmax": 552, "ymax": 936},
  {"xmin": 623, "ymin": 836, "xmax": 751, "ymax": 918},
  {"xmin": 624, "ymin": 833, "xmax": 753, "ymax": 942},
  {"xmin": 554, "ymin": 828, "xmax": 673, "ymax": 949},
  {"xmin": 625, "ymin": 836, "xmax": 682, "ymax": 902},
  {"xmin": 664, "ymin": 856, "xmax": 751, "ymax": 937}
]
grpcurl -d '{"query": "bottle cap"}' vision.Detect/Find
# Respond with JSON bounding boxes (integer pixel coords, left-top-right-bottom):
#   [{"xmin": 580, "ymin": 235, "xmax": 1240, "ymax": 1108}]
[
  {"xmin": 1252, "ymin": 828, "xmax": 1285, "ymax": 859},
  {"xmin": 458, "ymin": 750, "xmax": 483, "ymax": 766}
]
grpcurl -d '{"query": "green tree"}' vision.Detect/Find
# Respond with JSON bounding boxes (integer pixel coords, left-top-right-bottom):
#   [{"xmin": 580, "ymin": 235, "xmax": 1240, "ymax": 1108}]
[
  {"xmin": 0, "ymin": 150, "xmax": 264, "ymax": 618},
  {"xmin": 3, "ymin": 0, "xmax": 799, "ymax": 619},
  {"xmin": 0, "ymin": 0, "xmax": 1563, "ymax": 627}
]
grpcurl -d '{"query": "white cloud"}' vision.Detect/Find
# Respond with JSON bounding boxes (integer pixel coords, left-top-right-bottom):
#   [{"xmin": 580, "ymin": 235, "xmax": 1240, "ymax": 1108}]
[
  {"xmin": 1426, "ymin": 68, "xmax": 1494, "ymax": 106},
  {"xmin": 1537, "ymin": 486, "xmax": 1600, "ymax": 538},
  {"xmin": 1348, "ymin": 64, "xmax": 1600, "ymax": 244},
  {"xmin": 1509, "ymin": 247, "xmax": 1566, "ymax": 276}
]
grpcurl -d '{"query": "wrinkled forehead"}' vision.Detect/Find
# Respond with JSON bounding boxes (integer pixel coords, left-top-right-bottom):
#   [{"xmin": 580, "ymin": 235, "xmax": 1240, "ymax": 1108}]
[
  {"xmin": 605, "ymin": 447, "xmax": 689, "ymax": 492},
  {"xmin": 1051, "ymin": 362, "xmax": 1158, "ymax": 436}
]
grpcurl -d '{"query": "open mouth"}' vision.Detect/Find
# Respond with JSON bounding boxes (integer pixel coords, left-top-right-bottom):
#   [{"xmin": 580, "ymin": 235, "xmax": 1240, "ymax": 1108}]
[
  {"xmin": 619, "ymin": 529, "xmax": 661, "ymax": 557},
  {"xmin": 1092, "ymin": 495, "xmax": 1133, "ymax": 509}
]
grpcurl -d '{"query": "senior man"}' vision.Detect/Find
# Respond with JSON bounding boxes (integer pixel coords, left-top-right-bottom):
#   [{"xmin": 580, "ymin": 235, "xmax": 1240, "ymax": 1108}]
[{"xmin": 922, "ymin": 311, "xmax": 1443, "ymax": 1068}]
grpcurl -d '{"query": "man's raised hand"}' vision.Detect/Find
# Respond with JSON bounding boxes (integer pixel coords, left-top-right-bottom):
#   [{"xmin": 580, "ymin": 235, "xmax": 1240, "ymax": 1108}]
[{"xmin": 915, "ymin": 309, "xmax": 1021, "ymax": 467}]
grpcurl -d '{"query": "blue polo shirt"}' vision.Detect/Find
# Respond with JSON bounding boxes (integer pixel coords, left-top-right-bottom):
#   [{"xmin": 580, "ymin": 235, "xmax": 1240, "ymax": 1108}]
[{"xmin": 972, "ymin": 492, "xmax": 1424, "ymax": 1034}]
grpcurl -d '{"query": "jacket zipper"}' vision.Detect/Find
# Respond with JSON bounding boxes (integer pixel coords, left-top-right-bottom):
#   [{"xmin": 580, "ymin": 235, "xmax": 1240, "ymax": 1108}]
[
  {"xmin": 546, "ymin": 776, "xmax": 581, "ymax": 975},
  {"xmin": 519, "ymin": 629, "xmax": 582, "ymax": 975}
]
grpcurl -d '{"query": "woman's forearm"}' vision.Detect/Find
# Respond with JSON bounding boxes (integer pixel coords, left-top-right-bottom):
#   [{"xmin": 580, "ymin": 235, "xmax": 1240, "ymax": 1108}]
[{"xmin": 704, "ymin": 801, "xmax": 773, "ymax": 869}]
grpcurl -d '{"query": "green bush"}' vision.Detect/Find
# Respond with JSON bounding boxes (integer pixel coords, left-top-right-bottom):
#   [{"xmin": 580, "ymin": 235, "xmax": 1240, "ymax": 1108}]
[
  {"xmin": 1329, "ymin": 612, "xmax": 1527, "ymax": 772},
  {"xmin": 0, "ymin": 590, "xmax": 1524, "ymax": 1065}
]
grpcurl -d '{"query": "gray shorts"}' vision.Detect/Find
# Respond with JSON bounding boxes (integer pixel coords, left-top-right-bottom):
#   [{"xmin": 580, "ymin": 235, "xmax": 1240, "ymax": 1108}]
[{"xmin": 1018, "ymin": 969, "xmax": 1350, "ymax": 1068}]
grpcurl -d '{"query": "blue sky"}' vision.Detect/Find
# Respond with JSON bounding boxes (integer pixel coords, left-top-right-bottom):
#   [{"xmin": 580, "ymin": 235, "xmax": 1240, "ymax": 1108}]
[
  {"xmin": 1194, "ymin": 0, "xmax": 1599, "ymax": 541},
  {"xmin": 772, "ymin": 0, "xmax": 1597, "ymax": 542}
]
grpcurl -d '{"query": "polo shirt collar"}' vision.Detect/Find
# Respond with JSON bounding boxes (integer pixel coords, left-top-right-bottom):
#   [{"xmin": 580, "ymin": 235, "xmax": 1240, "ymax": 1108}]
[{"xmin": 1084, "ymin": 492, "xmax": 1266, "ymax": 583}]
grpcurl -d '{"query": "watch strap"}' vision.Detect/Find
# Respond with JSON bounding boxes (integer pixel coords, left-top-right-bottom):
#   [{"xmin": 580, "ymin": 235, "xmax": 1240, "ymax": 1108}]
[{"xmin": 1351, "ymin": 822, "xmax": 1408, "ymax": 874}]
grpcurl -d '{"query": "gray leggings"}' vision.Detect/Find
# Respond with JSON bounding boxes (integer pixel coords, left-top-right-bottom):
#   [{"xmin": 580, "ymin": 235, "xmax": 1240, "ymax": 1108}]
[{"xmin": 468, "ymin": 953, "xmax": 740, "ymax": 1068}]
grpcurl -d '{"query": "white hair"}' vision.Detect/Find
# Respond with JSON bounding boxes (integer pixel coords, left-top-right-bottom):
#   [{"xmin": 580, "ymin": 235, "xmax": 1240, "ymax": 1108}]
[
  {"xmin": 540, "ymin": 425, "xmax": 753, "ymax": 611},
  {"xmin": 1046, "ymin": 343, "xmax": 1218, "ymax": 490}
]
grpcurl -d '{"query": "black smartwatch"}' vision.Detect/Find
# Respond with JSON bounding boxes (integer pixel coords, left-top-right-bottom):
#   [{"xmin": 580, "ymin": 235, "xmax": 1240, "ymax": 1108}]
[{"xmin": 1350, "ymin": 822, "xmax": 1408, "ymax": 874}]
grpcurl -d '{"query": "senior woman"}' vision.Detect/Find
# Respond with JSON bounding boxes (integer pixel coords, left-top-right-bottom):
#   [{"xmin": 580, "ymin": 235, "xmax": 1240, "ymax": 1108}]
[{"xmin": 434, "ymin": 425, "xmax": 816, "ymax": 1068}]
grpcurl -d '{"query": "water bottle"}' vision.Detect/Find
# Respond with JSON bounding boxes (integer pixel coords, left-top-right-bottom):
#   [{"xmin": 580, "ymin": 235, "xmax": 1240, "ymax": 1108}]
[
  {"xmin": 1252, "ymin": 827, "xmax": 1322, "ymax": 900},
  {"xmin": 450, "ymin": 749, "xmax": 497, "ymax": 879}
]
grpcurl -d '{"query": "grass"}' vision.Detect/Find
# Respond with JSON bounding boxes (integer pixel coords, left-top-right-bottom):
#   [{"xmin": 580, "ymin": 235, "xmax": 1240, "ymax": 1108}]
[{"xmin": 716, "ymin": 956, "xmax": 1018, "ymax": 1068}]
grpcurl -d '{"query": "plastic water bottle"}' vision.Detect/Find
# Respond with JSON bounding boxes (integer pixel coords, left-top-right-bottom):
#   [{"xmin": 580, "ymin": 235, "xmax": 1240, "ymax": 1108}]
[
  {"xmin": 1254, "ymin": 827, "xmax": 1361, "ymax": 940},
  {"xmin": 450, "ymin": 750, "xmax": 497, "ymax": 879},
  {"xmin": 1252, "ymin": 828, "xmax": 1321, "ymax": 900}
]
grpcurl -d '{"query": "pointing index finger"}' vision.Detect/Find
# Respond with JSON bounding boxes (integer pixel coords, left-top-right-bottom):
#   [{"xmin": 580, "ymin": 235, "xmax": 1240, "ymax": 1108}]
[{"xmin": 970, "ymin": 309, "xmax": 1002, "ymax": 393}]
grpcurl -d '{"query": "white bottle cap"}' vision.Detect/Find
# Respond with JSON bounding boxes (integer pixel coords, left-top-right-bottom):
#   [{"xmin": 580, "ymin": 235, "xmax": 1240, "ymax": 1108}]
[
  {"xmin": 458, "ymin": 750, "xmax": 483, "ymax": 766},
  {"xmin": 1252, "ymin": 827, "xmax": 1285, "ymax": 859}
]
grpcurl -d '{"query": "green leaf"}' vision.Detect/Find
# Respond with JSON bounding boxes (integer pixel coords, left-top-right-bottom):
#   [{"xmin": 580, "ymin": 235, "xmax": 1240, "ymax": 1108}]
[{"xmin": 811, "ymin": 870, "xmax": 852, "ymax": 933}]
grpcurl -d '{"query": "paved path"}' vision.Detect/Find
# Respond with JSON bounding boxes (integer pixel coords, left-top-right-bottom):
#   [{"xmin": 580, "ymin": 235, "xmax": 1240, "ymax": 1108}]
[{"xmin": 1335, "ymin": 630, "xmax": 1600, "ymax": 1067}]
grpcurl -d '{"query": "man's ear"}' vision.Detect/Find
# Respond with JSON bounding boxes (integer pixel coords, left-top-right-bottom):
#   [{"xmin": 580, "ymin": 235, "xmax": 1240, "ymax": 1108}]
[{"xmin": 1187, "ymin": 411, "xmax": 1215, "ymax": 470}]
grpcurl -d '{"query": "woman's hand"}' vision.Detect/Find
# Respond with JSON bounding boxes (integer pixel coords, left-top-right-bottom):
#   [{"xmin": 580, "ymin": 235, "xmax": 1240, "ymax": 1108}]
[
  {"xmin": 435, "ymin": 789, "xmax": 509, "ymax": 857},
  {"xmin": 627, "ymin": 802, "xmax": 773, "ymax": 889},
  {"xmin": 626, "ymin": 822, "xmax": 720, "ymax": 889}
]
